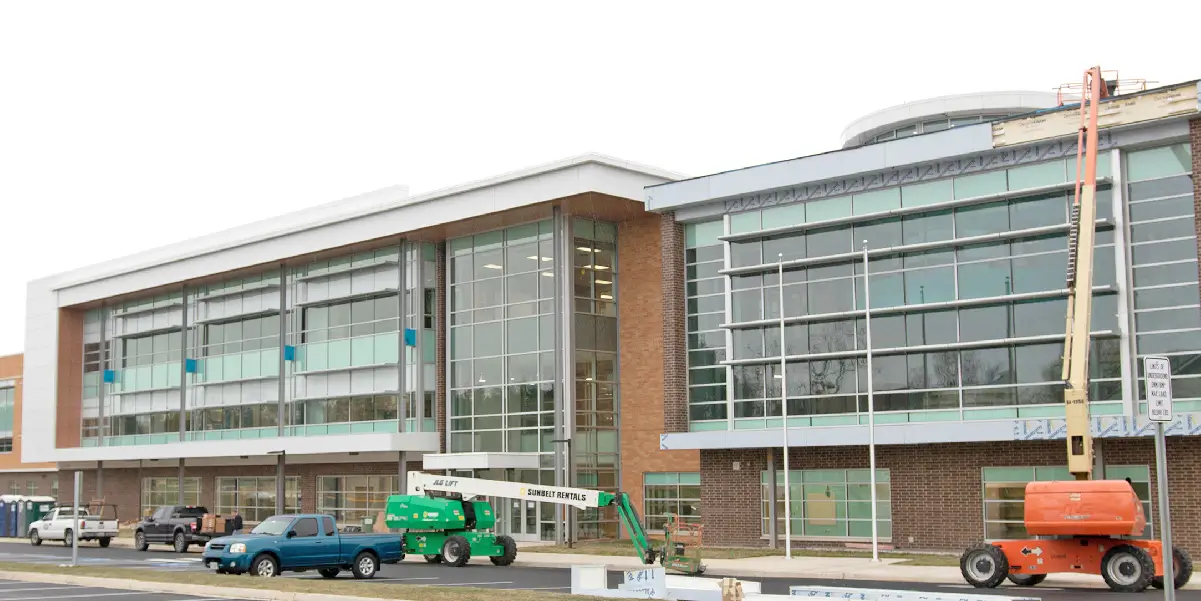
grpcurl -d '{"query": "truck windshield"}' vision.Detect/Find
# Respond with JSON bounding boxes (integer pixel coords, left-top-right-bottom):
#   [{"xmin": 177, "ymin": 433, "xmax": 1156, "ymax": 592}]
[{"xmin": 251, "ymin": 516, "xmax": 292, "ymax": 536}]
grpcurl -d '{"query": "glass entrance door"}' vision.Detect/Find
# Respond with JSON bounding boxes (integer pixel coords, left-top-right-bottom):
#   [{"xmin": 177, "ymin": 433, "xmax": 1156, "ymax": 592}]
[{"xmin": 506, "ymin": 497, "xmax": 540, "ymax": 542}]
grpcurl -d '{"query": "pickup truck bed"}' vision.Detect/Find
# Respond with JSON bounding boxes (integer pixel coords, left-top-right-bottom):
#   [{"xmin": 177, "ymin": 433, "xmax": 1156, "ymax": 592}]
[
  {"xmin": 202, "ymin": 514, "xmax": 402, "ymax": 578},
  {"xmin": 28, "ymin": 507, "xmax": 119, "ymax": 548}
]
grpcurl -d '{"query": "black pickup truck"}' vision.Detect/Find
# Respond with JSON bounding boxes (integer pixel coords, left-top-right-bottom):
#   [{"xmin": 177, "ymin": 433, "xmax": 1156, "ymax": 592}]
[{"xmin": 134, "ymin": 505, "xmax": 216, "ymax": 553}]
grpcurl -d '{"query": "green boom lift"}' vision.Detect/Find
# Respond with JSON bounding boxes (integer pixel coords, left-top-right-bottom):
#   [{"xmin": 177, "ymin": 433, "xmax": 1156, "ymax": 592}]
[{"xmin": 383, "ymin": 471, "xmax": 704, "ymax": 573}]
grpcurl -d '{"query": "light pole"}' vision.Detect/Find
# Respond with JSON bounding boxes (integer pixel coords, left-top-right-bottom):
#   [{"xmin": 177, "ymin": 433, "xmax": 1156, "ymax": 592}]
[
  {"xmin": 777, "ymin": 254, "xmax": 791, "ymax": 559},
  {"xmin": 552, "ymin": 438, "xmax": 573, "ymax": 548}
]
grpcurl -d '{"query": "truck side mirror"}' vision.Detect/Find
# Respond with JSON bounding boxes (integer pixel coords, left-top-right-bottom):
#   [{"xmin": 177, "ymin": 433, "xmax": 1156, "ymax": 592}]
[{"xmin": 286, "ymin": 530, "xmax": 297, "ymax": 539}]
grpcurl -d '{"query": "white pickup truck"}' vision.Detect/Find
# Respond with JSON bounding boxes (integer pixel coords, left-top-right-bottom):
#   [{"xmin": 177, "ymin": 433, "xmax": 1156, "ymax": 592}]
[{"xmin": 28, "ymin": 506, "xmax": 119, "ymax": 547}]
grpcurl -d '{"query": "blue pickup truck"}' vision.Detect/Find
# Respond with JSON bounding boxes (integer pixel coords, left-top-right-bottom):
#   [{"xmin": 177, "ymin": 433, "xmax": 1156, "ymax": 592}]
[{"xmin": 201, "ymin": 514, "xmax": 403, "ymax": 578}]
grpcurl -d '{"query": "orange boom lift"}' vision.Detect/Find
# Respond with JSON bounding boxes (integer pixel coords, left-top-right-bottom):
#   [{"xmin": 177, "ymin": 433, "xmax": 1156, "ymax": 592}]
[{"xmin": 958, "ymin": 67, "xmax": 1192, "ymax": 593}]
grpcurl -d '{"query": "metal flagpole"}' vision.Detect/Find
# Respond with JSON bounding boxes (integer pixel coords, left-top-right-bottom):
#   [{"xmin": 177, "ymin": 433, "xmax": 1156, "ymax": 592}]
[
  {"xmin": 779, "ymin": 254, "xmax": 791, "ymax": 559},
  {"xmin": 862, "ymin": 241, "xmax": 880, "ymax": 563}
]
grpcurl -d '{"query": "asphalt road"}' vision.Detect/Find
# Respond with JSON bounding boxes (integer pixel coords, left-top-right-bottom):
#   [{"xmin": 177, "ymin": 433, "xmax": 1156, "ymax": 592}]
[
  {"xmin": 0, "ymin": 541, "xmax": 1193, "ymax": 599},
  {"xmin": 0, "ymin": 579, "xmax": 235, "ymax": 601}
]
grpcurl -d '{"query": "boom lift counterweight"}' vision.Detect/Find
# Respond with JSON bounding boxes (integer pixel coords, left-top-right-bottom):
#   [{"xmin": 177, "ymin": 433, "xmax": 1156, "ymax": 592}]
[{"xmin": 958, "ymin": 67, "xmax": 1193, "ymax": 593}]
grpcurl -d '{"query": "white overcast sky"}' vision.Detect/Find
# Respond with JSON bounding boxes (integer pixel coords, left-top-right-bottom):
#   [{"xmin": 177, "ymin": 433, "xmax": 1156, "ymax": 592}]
[{"xmin": 0, "ymin": 1, "xmax": 1195, "ymax": 356}]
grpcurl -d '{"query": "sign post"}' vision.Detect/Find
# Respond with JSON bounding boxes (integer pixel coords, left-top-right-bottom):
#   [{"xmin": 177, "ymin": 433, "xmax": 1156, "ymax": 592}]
[{"xmin": 1145, "ymin": 356, "xmax": 1175, "ymax": 601}]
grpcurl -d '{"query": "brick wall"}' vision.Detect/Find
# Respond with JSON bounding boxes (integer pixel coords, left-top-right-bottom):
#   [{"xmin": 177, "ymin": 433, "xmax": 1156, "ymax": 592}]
[
  {"xmin": 59, "ymin": 460, "xmax": 425, "ymax": 523},
  {"xmin": 618, "ymin": 213, "xmax": 699, "ymax": 516},
  {"xmin": 56, "ymin": 310, "xmax": 84, "ymax": 449},
  {"xmin": 659, "ymin": 212, "xmax": 688, "ymax": 434},
  {"xmin": 700, "ymin": 438, "xmax": 1201, "ymax": 551}
]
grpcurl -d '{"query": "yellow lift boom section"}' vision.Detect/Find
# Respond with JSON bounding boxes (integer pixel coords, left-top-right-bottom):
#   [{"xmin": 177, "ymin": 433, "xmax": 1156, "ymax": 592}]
[{"xmin": 1061, "ymin": 67, "xmax": 1109, "ymax": 480}]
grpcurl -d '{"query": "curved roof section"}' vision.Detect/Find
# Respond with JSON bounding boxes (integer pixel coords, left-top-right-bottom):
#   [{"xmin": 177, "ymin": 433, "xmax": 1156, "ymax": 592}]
[{"xmin": 840, "ymin": 91, "xmax": 1059, "ymax": 148}]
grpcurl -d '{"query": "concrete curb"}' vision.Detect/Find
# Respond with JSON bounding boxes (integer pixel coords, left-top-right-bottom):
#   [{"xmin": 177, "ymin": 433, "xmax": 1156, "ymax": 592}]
[{"xmin": 0, "ymin": 570, "xmax": 407, "ymax": 601}]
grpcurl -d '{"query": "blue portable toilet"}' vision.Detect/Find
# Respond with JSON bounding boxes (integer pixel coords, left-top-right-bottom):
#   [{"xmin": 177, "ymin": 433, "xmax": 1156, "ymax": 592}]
[{"xmin": 0, "ymin": 496, "xmax": 19, "ymax": 537}]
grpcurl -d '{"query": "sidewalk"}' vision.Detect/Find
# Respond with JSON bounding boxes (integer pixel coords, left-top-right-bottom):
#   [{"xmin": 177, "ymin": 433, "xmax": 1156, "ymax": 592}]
[{"xmin": 3, "ymin": 536, "xmax": 1194, "ymax": 590}]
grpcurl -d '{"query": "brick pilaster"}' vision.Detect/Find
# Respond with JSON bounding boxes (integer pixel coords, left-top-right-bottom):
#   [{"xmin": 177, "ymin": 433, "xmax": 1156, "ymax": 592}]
[{"xmin": 660, "ymin": 212, "xmax": 689, "ymax": 433}]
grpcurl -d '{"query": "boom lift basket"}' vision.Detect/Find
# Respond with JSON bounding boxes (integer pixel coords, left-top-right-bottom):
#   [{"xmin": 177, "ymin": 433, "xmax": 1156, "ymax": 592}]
[{"xmin": 660, "ymin": 513, "xmax": 706, "ymax": 574}]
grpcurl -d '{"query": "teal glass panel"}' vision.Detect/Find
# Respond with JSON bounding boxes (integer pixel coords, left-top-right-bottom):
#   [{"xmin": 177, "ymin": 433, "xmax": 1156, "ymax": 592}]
[
  {"xmin": 730, "ymin": 212, "xmax": 761, "ymax": 234},
  {"xmin": 1096, "ymin": 151, "xmax": 1112, "ymax": 179},
  {"xmin": 167, "ymin": 363, "xmax": 182, "ymax": 387},
  {"xmin": 685, "ymin": 221, "xmax": 723, "ymax": 248},
  {"xmin": 327, "ymin": 423, "xmax": 352, "ymax": 435},
  {"xmin": 958, "ymin": 260, "xmax": 1012, "ymax": 299},
  {"xmin": 954, "ymin": 171, "xmax": 1008, "ymax": 199},
  {"xmin": 351, "ymin": 336, "xmax": 374, "ymax": 366},
  {"xmin": 761, "ymin": 204, "xmax": 805, "ymax": 230},
  {"xmin": 137, "ymin": 366, "xmax": 152, "ymax": 391},
  {"xmin": 853, "ymin": 188, "xmax": 901, "ymax": 215},
  {"xmin": 351, "ymin": 422, "xmax": 375, "ymax": 434},
  {"xmin": 242, "ymin": 351, "xmax": 261, "ymax": 379},
  {"xmin": 423, "ymin": 330, "xmax": 436, "ymax": 363},
  {"xmin": 375, "ymin": 333, "xmax": 399, "ymax": 364},
  {"xmin": 151, "ymin": 364, "xmax": 168, "ymax": 388},
  {"xmin": 329, "ymin": 339, "xmax": 352, "ymax": 370},
  {"xmin": 1127, "ymin": 143, "xmax": 1191, "ymax": 181},
  {"xmin": 222, "ymin": 354, "xmax": 242, "ymax": 380},
  {"xmin": 806, "ymin": 196, "xmax": 852, "ymax": 222},
  {"xmin": 262, "ymin": 349, "xmax": 280, "ymax": 377},
  {"xmin": 1007, "ymin": 160, "xmax": 1066, "ymax": 191},
  {"xmin": 901, "ymin": 180, "xmax": 953, "ymax": 208},
  {"xmin": 905, "ymin": 266, "xmax": 955, "ymax": 304},
  {"xmin": 690, "ymin": 421, "xmax": 727, "ymax": 432},
  {"xmin": 307, "ymin": 342, "xmax": 329, "ymax": 371}
]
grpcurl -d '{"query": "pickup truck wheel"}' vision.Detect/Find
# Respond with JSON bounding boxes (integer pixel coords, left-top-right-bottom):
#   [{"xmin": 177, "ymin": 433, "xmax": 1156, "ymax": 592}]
[
  {"xmin": 442, "ymin": 535, "xmax": 471, "ymax": 567},
  {"xmin": 424, "ymin": 554, "xmax": 443, "ymax": 564},
  {"xmin": 29, "ymin": 530, "xmax": 41, "ymax": 546},
  {"xmin": 173, "ymin": 531, "xmax": 189, "ymax": 553},
  {"xmin": 490, "ymin": 535, "xmax": 517, "ymax": 567},
  {"xmin": 134, "ymin": 531, "xmax": 149, "ymax": 552},
  {"xmin": 98, "ymin": 537, "xmax": 111, "ymax": 548},
  {"xmin": 63, "ymin": 529, "xmax": 74, "ymax": 547},
  {"xmin": 251, "ymin": 554, "xmax": 279, "ymax": 577},
  {"xmin": 318, "ymin": 568, "xmax": 340, "ymax": 579},
  {"xmin": 353, "ymin": 552, "xmax": 379, "ymax": 579}
]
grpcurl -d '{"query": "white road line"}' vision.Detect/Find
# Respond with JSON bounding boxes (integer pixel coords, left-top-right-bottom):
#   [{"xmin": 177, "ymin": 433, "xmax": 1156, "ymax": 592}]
[
  {"xmin": 0, "ymin": 592, "xmax": 153, "ymax": 601},
  {"xmin": 429, "ymin": 581, "xmax": 515, "ymax": 587},
  {"xmin": 508, "ymin": 586, "xmax": 571, "ymax": 590},
  {"xmin": 0, "ymin": 586, "xmax": 81, "ymax": 592}
]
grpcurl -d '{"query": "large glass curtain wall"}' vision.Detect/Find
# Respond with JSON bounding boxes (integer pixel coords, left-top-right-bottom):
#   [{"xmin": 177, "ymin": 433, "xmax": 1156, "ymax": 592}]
[
  {"xmin": 448, "ymin": 221, "xmax": 558, "ymax": 539},
  {"xmin": 689, "ymin": 154, "xmax": 1133, "ymax": 431},
  {"xmin": 81, "ymin": 242, "xmax": 437, "ymax": 446},
  {"xmin": 1126, "ymin": 143, "xmax": 1201, "ymax": 412},
  {"xmin": 447, "ymin": 217, "xmax": 621, "ymax": 540},
  {"xmin": 572, "ymin": 218, "xmax": 620, "ymax": 539}
]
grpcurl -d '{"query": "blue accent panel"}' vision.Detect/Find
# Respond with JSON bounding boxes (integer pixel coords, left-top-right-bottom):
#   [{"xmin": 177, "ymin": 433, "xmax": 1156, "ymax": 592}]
[
  {"xmin": 184, "ymin": 359, "xmax": 198, "ymax": 374},
  {"xmin": 403, "ymin": 329, "xmax": 417, "ymax": 346},
  {"xmin": 102, "ymin": 370, "xmax": 116, "ymax": 383},
  {"xmin": 284, "ymin": 345, "xmax": 296, "ymax": 361}
]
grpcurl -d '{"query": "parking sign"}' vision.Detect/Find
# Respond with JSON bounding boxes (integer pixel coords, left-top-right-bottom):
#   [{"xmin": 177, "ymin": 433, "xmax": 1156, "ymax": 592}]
[{"xmin": 1144, "ymin": 356, "xmax": 1173, "ymax": 422}]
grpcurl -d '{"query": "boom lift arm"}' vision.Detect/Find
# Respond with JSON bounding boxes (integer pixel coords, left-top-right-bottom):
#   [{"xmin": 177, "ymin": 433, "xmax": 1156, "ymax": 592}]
[
  {"xmin": 407, "ymin": 471, "xmax": 658, "ymax": 564},
  {"xmin": 1061, "ymin": 66, "xmax": 1109, "ymax": 481}
]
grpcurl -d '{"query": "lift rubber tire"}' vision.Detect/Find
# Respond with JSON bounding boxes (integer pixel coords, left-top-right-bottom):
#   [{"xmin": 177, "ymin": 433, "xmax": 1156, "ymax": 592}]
[
  {"xmin": 353, "ymin": 552, "xmax": 379, "ymax": 579},
  {"xmin": 174, "ymin": 531, "xmax": 189, "ymax": 553},
  {"xmin": 442, "ymin": 535, "xmax": 472, "ymax": 567},
  {"xmin": 490, "ymin": 535, "xmax": 518, "ymax": 566},
  {"xmin": 134, "ymin": 530, "xmax": 149, "ymax": 551},
  {"xmin": 960, "ymin": 543, "xmax": 1009, "ymax": 589},
  {"xmin": 424, "ymin": 554, "xmax": 443, "ymax": 564},
  {"xmin": 98, "ymin": 537, "xmax": 111, "ymax": 548},
  {"xmin": 29, "ymin": 530, "xmax": 41, "ymax": 546},
  {"xmin": 251, "ymin": 554, "xmax": 279, "ymax": 577},
  {"xmin": 1101, "ymin": 544, "xmax": 1155, "ymax": 592},
  {"xmin": 318, "ymin": 568, "xmax": 340, "ymax": 579},
  {"xmin": 63, "ymin": 529, "xmax": 73, "ymax": 547},
  {"xmin": 1152, "ymin": 546, "xmax": 1194, "ymax": 590},
  {"xmin": 1006, "ymin": 574, "xmax": 1047, "ymax": 586}
]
